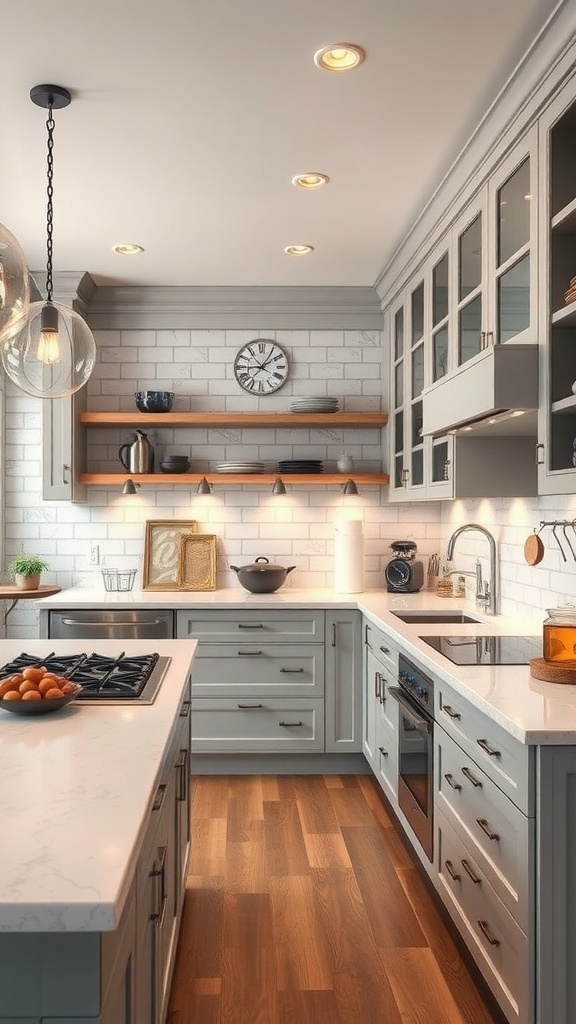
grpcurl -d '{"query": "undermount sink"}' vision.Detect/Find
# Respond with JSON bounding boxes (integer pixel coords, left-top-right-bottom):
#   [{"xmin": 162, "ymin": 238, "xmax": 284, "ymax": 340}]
[{"xmin": 391, "ymin": 610, "xmax": 482, "ymax": 624}]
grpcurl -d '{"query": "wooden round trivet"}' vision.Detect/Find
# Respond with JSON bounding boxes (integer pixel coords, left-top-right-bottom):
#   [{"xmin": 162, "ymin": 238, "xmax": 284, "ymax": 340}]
[{"xmin": 530, "ymin": 657, "xmax": 576, "ymax": 684}]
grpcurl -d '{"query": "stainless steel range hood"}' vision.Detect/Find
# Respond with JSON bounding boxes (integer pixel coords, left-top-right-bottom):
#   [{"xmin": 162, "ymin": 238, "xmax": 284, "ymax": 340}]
[{"xmin": 421, "ymin": 344, "xmax": 538, "ymax": 437}]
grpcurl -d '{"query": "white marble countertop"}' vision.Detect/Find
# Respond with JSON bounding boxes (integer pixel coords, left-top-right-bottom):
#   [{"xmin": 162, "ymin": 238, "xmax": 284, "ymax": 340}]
[
  {"xmin": 0, "ymin": 638, "xmax": 197, "ymax": 933},
  {"xmin": 36, "ymin": 585, "xmax": 576, "ymax": 745}
]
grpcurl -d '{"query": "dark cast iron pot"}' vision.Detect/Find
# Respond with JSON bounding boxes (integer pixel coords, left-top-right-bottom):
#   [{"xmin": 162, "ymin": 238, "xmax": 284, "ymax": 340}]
[{"xmin": 230, "ymin": 556, "xmax": 296, "ymax": 593}]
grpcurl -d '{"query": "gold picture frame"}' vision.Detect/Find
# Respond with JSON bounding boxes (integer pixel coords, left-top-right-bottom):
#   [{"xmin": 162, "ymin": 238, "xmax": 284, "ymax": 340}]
[
  {"xmin": 178, "ymin": 534, "xmax": 217, "ymax": 591},
  {"xmin": 143, "ymin": 519, "xmax": 198, "ymax": 590}
]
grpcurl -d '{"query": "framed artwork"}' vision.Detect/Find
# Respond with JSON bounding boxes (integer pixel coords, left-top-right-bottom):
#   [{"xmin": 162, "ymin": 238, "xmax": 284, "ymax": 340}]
[{"xmin": 143, "ymin": 519, "xmax": 198, "ymax": 590}]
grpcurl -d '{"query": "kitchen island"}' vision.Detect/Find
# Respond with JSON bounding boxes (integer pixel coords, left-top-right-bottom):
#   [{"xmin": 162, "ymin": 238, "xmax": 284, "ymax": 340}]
[{"xmin": 0, "ymin": 638, "xmax": 197, "ymax": 1024}]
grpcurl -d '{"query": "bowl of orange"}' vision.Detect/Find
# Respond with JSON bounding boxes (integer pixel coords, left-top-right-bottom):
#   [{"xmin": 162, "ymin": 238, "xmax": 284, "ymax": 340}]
[{"xmin": 0, "ymin": 666, "xmax": 82, "ymax": 715}]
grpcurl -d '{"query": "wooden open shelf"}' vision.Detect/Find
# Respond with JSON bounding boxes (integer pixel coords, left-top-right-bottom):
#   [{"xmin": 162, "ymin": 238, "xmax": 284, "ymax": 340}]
[
  {"xmin": 80, "ymin": 411, "xmax": 388, "ymax": 429},
  {"xmin": 79, "ymin": 472, "xmax": 390, "ymax": 486}
]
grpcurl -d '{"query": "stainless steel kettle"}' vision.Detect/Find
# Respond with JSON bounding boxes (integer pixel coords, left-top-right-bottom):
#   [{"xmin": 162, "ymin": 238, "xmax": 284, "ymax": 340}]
[{"xmin": 119, "ymin": 430, "xmax": 154, "ymax": 473}]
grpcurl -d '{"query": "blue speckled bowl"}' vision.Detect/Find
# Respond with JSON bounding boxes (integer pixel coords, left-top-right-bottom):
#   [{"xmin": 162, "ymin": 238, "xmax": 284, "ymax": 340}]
[{"xmin": 135, "ymin": 391, "xmax": 175, "ymax": 413}]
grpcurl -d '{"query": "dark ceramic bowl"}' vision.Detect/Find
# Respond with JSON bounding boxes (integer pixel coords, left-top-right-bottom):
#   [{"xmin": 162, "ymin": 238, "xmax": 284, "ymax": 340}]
[
  {"xmin": 160, "ymin": 461, "xmax": 190, "ymax": 474},
  {"xmin": 135, "ymin": 391, "xmax": 175, "ymax": 413},
  {"xmin": 0, "ymin": 683, "xmax": 82, "ymax": 715}
]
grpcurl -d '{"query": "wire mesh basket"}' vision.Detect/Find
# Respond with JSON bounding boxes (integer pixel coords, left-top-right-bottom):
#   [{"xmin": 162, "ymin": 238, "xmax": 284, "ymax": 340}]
[{"xmin": 101, "ymin": 568, "xmax": 137, "ymax": 592}]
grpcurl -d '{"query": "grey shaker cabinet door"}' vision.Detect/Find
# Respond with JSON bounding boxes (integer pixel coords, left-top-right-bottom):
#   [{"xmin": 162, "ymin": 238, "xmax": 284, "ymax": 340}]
[
  {"xmin": 42, "ymin": 390, "xmax": 87, "ymax": 502},
  {"xmin": 325, "ymin": 610, "xmax": 362, "ymax": 752}
]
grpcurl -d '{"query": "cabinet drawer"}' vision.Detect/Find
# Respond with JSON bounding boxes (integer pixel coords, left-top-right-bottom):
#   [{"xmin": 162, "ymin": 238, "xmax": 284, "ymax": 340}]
[
  {"xmin": 191, "ymin": 698, "xmax": 324, "ymax": 752},
  {"xmin": 364, "ymin": 618, "xmax": 398, "ymax": 674},
  {"xmin": 436, "ymin": 725, "xmax": 532, "ymax": 932},
  {"xmin": 436, "ymin": 682, "xmax": 532, "ymax": 814},
  {"xmin": 191, "ymin": 644, "xmax": 324, "ymax": 696},
  {"xmin": 376, "ymin": 716, "xmax": 398, "ymax": 802},
  {"xmin": 437, "ymin": 810, "xmax": 529, "ymax": 1024},
  {"xmin": 177, "ymin": 609, "xmax": 325, "ymax": 643}
]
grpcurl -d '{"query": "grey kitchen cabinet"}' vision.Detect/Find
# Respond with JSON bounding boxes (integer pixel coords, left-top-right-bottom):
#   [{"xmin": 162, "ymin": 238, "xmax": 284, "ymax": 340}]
[
  {"xmin": 537, "ymin": 77, "xmax": 576, "ymax": 493},
  {"xmin": 0, "ymin": 681, "xmax": 191, "ymax": 1024},
  {"xmin": 324, "ymin": 609, "xmax": 362, "ymax": 752},
  {"xmin": 42, "ymin": 388, "xmax": 87, "ymax": 501},
  {"xmin": 434, "ymin": 678, "xmax": 534, "ymax": 1023},
  {"xmin": 388, "ymin": 129, "xmax": 539, "ymax": 501},
  {"xmin": 362, "ymin": 618, "xmax": 399, "ymax": 801}
]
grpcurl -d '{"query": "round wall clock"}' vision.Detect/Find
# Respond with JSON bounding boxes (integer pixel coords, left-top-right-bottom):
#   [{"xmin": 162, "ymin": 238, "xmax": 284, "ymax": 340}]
[{"xmin": 233, "ymin": 339, "xmax": 289, "ymax": 395}]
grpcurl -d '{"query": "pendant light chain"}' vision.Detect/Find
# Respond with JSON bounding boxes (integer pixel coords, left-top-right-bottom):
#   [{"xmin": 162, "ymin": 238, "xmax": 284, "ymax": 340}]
[{"xmin": 45, "ymin": 99, "xmax": 55, "ymax": 303}]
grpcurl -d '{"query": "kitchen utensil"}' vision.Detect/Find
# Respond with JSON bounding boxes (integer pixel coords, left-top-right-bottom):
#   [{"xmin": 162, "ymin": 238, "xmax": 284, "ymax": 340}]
[
  {"xmin": 523, "ymin": 529, "xmax": 545, "ymax": 565},
  {"xmin": 119, "ymin": 430, "xmax": 154, "ymax": 474},
  {"xmin": 134, "ymin": 390, "xmax": 174, "ymax": 413},
  {"xmin": 229, "ymin": 556, "xmax": 296, "ymax": 593}
]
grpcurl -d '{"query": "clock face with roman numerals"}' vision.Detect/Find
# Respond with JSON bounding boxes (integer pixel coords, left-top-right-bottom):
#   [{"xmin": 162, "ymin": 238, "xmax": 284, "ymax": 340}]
[{"xmin": 233, "ymin": 339, "xmax": 289, "ymax": 395}]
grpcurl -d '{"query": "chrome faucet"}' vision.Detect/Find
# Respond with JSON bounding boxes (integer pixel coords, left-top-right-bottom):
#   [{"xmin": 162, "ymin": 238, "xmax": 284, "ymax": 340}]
[{"xmin": 446, "ymin": 523, "xmax": 498, "ymax": 615}]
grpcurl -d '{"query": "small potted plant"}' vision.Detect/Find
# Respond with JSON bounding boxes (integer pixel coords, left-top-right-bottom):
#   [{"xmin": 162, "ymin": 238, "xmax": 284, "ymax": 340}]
[{"xmin": 8, "ymin": 554, "xmax": 50, "ymax": 591}]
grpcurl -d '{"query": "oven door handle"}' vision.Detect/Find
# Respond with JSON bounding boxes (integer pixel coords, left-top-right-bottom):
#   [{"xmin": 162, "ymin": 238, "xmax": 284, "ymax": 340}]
[{"xmin": 388, "ymin": 686, "xmax": 431, "ymax": 733}]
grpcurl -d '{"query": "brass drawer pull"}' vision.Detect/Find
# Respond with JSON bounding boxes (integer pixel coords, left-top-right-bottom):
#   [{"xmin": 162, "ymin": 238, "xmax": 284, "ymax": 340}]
[
  {"xmin": 461, "ymin": 766, "xmax": 483, "ymax": 788},
  {"xmin": 461, "ymin": 859, "xmax": 481, "ymax": 884},
  {"xmin": 280, "ymin": 667, "xmax": 304, "ymax": 673},
  {"xmin": 476, "ymin": 818, "xmax": 500, "ymax": 841},
  {"xmin": 477, "ymin": 738, "xmax": 501, "ymax": 758},
  {"xmin": 238, "ymin": 623, "xmax": 264, "ymax": 628},
  {"xmin": 477, "ymin": 919, "xmax": 500, "ymax": 946},
  {"xmin": 443, "ymin": 705, "xmax": 461, "ymax": 720},
  {"xmin": 445, "ymin": 860, "xmax": 461, "ymax": 882},
  {"xmin": 279, "ymin": 720, "xmax": 303, "ymax": 727},
  {"xmin": 237, "ymin": 703, "xmax": 263, "ymax": 709},
  {"xmin": 444, "ymin": 773, "xmax": 462, "ymax": 792},
  {"xmin": 238, "ymin": 650, "xmax": 262, "ymax": 656}
]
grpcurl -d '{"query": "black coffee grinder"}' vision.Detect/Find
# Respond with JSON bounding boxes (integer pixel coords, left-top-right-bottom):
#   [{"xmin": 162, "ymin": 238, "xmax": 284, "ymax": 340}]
[{"xmin": 385, "ymin": 540, "xmax": 424, "ymax": 593}]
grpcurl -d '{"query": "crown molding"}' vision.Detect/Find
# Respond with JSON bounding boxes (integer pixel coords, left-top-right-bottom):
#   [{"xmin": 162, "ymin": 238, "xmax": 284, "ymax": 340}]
[{"xmin": 84, "ymin": 285, "xmax": 384, "ymax": 330}]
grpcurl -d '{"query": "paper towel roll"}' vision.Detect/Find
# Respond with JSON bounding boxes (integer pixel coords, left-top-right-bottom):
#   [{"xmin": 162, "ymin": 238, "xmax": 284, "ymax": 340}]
[{"xmin": 334, "ymin": 519, "xmax": 364, "ymax": 593}]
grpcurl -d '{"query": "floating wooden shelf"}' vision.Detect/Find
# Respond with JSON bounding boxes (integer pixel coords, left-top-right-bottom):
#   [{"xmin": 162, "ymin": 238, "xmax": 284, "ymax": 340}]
[
  {"xmin": 80, "ymin": 411, "xmax": 388, "ymax": 429},
  {"xmin": 79, "ymin": 472, "xmax": 390, "ymax": 486},
  {"xmin": 551, "ymin": 394, "xmax": 576, "ymax": 414}
]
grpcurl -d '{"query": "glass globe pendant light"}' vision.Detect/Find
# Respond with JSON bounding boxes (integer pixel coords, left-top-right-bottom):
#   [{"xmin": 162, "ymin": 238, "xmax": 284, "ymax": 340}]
[
  {"xmin": 0, "ymin": 223, "xmax": 30, "ymax": 343},
  {"xmin": 1, "ymin": 85, "xmax": 96, "ymax": 399}
]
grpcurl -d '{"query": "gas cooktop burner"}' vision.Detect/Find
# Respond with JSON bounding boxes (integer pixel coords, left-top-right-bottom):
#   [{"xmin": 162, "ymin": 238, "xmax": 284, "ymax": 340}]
[
  {"xmin": 0, "ymin": 652, "xmax": 171, "ymax": 704},
  {"xmin": 421, "ymin": 634, "xmax": 541, "ymax": 666}
]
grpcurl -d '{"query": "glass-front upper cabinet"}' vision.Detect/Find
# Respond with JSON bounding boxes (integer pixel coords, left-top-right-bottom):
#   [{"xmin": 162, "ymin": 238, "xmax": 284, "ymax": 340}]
[
  {"xmin": 537, "ymin": 81, "xmax": 576, "ymax": 494},
  {"xmin": 451, "ymin": 129, "xmax": 538, "ymax": 372},
  {"xmin": 388, "ymin": 244, "xmax": 453, "ymax": 501}
]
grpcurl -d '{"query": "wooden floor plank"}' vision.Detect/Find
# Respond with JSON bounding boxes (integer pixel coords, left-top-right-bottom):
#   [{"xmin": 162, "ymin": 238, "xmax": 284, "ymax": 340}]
[
  {"xmin": 264, "ymin": 798, "xmax": 311, "ymax": 875},
  {"xmin": 342, "ymin": 824, "xmax": 428, "ymax": 947},
  {"xmin": 168, "ymin": 775, "xmax": 503, "ymax": 1024}
]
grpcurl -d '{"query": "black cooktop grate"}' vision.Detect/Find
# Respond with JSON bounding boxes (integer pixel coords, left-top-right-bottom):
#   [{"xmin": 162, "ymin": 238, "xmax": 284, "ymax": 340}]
[{"xmin": 0, "ymin": 652, "xmax": 162, "ymax": 699}]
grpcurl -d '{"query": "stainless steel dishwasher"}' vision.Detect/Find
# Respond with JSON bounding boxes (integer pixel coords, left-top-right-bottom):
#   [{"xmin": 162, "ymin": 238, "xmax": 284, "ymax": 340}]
[{"xmin": 48, "ymin": 609, "xmax": 174, "ymax": 640}]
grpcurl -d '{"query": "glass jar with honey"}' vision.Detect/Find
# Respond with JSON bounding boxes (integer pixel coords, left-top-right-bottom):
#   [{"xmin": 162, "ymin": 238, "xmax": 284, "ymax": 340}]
[{"xmin": 543, "ymin": 607, "xmax": 576, "ymax": 663}]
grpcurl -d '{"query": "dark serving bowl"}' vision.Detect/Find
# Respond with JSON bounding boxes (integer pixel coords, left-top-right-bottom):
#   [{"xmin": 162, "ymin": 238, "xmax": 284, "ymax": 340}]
[
  {"xmin": 0, "ymin": 683, "xmax": 82, "ymax": 716},
  {"xmin": 135, "ymin": 391, "xmax": 175, "ymax": 413}
]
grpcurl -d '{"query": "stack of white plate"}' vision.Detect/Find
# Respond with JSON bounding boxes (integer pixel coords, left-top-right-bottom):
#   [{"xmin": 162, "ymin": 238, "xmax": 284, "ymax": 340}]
[
  {"xmin": 290, "ymin": 396, "xmax": 339, "ymax": 413},
  {"xmin": 216, "ymin": 461, "xmax": 265, "ymax": 474}
]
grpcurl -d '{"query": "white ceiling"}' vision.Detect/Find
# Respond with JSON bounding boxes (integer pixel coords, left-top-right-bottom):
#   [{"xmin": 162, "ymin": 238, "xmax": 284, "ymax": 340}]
[{"xmin": 0, "ymin": 0, "xmax": 563, "ymax": 290}]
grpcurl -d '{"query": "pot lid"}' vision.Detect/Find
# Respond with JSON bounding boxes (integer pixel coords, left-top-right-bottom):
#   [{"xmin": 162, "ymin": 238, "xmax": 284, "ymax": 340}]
[{"xmin": 236, "ymin": 556, "xmax": 288, "ymax": 572}]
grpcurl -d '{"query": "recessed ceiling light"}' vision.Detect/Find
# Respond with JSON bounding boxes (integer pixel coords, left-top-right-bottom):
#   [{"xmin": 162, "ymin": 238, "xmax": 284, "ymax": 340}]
[
  {"xmin": 113, "ymin": 243, "xmax": 144, "ymax": 256},
  {"xmin": 292, "ymin": 172, "xmax": 330, "ymax": 190},
  {"xmin": 313, "ymin": 44, "xmax": 366, "ymax": 72},
  {"xmin": 284, "ymin": 245, "xmax": 314, "ymax": 256}
]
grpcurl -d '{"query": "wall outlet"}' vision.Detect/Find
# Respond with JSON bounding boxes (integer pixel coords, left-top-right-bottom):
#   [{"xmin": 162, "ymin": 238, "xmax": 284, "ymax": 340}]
[{"xmin": 89, "ymin": 544, "xmax": 100, "ymax": 566}]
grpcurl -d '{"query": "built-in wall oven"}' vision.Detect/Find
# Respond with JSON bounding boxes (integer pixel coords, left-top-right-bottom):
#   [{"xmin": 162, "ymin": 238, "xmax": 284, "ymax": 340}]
[{"xmin": 389, "ymin": 653, "xmax": 434, "ymax": 862}]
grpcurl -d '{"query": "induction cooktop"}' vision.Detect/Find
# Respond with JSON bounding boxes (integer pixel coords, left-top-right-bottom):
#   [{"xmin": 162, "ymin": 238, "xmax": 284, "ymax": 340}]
[{"xmin": 421, "ymin": 634, "xmax": 541, "ymax": 666}]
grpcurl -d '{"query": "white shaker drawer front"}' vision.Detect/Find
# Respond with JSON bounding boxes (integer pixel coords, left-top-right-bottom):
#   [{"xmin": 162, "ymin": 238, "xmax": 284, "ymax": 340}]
[
  {"xmin": 436, "ymin": 726, "xmax": 532, "ymax": 933},
  {"xmin": 437, "ymin": 810, "xmax": 529, "ymax": 1024},
  {"xmin": 376, "ymin": 717, "xmax": 398, "ymax": 802},
  {"xmin": 436, "ymin": 683, "xmax": 532, "ymax": 814},
  {"xmin": 177, "ymin": 609, "xmax": 325, "ymax": 643},
  {"xmin": 191, "ymin": 644, "xmax": 324, "ymax": 697},
  {"xmin": 191, "ymin": 698, "xmax": 324, "ymax": 752}
]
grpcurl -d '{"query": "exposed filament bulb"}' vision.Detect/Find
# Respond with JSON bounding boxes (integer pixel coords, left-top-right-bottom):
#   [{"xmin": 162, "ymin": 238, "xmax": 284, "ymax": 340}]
[{"xmin": 38, "ymin": 301, "xmax": 60, "ymax": 364}]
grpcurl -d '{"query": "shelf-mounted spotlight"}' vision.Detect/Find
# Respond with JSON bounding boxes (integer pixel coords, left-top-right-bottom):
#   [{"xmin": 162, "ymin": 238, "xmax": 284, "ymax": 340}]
[
  {"xmin": 122, "ymin": 479, "xmax": 140, "ymax": 495},
  {"xmin": 342, "ymin": 479, "xmax": 359, "ymax": 496},
  {"xmin": 272, "ymin": 477, "xmax": 287, "ymax": 495},
  {"xmin": 197, "ymin": 476, "xmax": 212, "ymax": 495}
]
